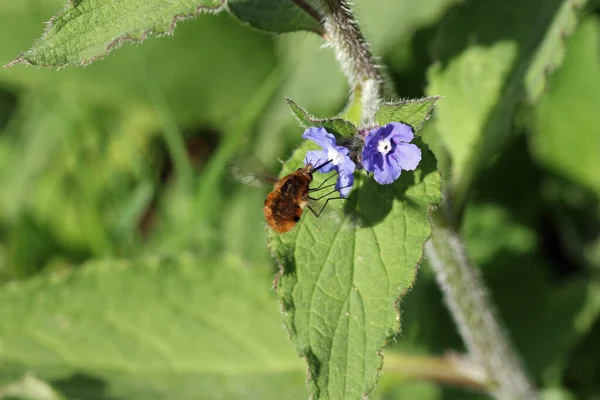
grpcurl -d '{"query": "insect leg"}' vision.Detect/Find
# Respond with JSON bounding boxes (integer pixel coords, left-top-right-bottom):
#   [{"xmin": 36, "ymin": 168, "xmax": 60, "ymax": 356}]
[
  {"xmin": 306, "ymin": 205, "xmax": 319, "ymax": 217},
  {"xmin": 310, "ymin": 183, "xmax": 337, "ymax": 192},
  {"xmin": 308, "ymin": 184, "xmax": 353, "ymax": 201},
  {"xmin": 309, "ymin": 171, "xmax": 339, "ymax": 192},
  {"xmin": 313, "ymin": 197, "xmax": 348, "ymax": 217},
  {"xmin": 306, "ymin": 183, "xmax": 354, "ymax": 218},
  {"xmin": 309, "ymin": 189, "xmax": 340, "ymax": 201}
]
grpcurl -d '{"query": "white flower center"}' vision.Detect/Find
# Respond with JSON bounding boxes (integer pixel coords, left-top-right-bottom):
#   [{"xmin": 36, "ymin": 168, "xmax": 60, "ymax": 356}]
[
  {"xmin": 327, "ymin": 146, "xmax": 343, "ymax": 165},
  {"xmin": 377, "ymin": 138, "xmax": 393, "ymax": 155}
]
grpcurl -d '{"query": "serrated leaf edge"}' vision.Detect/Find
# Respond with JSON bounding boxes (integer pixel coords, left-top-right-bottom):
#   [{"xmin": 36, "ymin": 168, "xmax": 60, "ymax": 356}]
[
  {"xmin": 376, "ymin": 96, "xmax": 443, "ymax": 132},
  {"xmin": 286, "ymin": 98, "xmax": 351, "ymax": 127},
  {"xmin": 286, "ymin": 98, "xmax": 357, "ymax": 138},
  {"xmin": 4, "ymin": 0, "xmax": 227, "ymax": 68}
]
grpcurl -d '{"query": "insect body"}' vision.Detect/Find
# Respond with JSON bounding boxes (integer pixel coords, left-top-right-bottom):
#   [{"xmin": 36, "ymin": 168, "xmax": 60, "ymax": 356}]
[
  {"xmin": 263, "ymin": 164, "xmax": 315, "ymax": 233},
  {"xmin": 263, "ymin": 158, "xmax": 343, "ymax": 233}
]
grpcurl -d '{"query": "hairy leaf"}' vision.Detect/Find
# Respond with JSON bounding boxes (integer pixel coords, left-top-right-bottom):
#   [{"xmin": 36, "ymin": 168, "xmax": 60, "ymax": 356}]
[
  {"xmin": 0, "ymin": 256, "xmax": 307, "ymax": 399},
  {"xmin": 5, "ymin": 0, "xmax": 225, "ymax": 67},
  {"xmin": 268, "ymin": 140, "xmax": 441, "ymax": 399},
  {"xmin": 426, "ymin": 0, "xmax": 587, "ymax": 209},
  {"xmin": 529, "ymin": 15, "xmax": 600, "ymax": 195},
  {"xmin": 375, "ymin": 97, "xmax": 441, "ymax": 131},
  {"xmin": 287, "ymin": 98, "xmax": 358, "ymax": 139},
  {"xmin": 228, "ymin": 0, "xmax": 324, "ymax": 34}
]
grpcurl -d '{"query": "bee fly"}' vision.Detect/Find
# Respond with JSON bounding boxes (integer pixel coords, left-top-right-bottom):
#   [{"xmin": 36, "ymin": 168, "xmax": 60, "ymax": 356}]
[{"xmin": 263, "ymin": 159, "xmax": 345, "ymax": 233}]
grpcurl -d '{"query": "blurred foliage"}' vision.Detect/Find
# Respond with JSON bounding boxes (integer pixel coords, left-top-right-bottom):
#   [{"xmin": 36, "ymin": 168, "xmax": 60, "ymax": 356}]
[{"xmin": 1, "ymin": 0, "xmax": 599, "ymax": 399}]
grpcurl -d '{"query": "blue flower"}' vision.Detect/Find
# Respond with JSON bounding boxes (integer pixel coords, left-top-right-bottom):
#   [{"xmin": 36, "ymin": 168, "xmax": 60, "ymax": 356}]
[
  {"xmin": 361, "ymin": 122, "xmax": 421, "ymax": 185},
  {"xmin": 302, "ymin": 127, "xmax": 356, "ymax": 197}
]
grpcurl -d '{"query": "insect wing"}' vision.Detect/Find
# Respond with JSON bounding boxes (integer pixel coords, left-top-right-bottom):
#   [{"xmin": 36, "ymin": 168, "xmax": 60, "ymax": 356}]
[{"xmin": 229, "ymin": 156, "xmax": 278, "ymax": 187}]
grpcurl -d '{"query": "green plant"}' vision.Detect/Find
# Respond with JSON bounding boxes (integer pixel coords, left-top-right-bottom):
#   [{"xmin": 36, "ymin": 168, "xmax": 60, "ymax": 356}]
[{"xmin": 1, "ymin": 1, "xmax": 599, "ymax": 399}]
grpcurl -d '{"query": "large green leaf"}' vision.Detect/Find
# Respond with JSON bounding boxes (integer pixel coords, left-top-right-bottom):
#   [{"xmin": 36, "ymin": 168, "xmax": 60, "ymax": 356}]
[
  {"xmin": 5, "ymin": 0, "xmax": 225, "ymax": 67},
  {"xmin": 426, "ymin": 0, "xmax": 587, "ymax": 209},
  {"xmin": 0, "ymin": 256, "xmax": 308, "ymax": 400},
  {"xmin": 228, "ymin": 0, "xmax": 324, "ymax": 34},
  {"xmin": 529, "ymin": 16, "xmax": 600, "ymax": 195},
  {"xmin": 268, "ymin": 140, "xmax": 441, "ymax": 399}
]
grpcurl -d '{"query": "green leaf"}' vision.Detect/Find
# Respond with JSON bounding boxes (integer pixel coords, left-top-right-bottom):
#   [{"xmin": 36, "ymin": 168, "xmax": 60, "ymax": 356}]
[
  {"xmin": 268, "ymin": 140, "xmax": 442, "ymax": 399},
  {"xmin": 287, "ymin": 98, "xmax": 358, "ymax": 139},
  {"xmin": 524, "ymin": 0, "xmax": 587, "ymax": 102},
  {"xmin": 529, "ymin": 15, "xmax": 600, "ymax": 195},
  {"xmin": 5, "ymin": 0, "xmax": 225, "ymax": 67},
  {"xmin": 375, "ymin": 97, "xmax": 441, "ymax": 132},
  {"xmin": 228, "ymin": 0, "xmax": 324, "ymax": 35},
  {"xmin": 426, "ymin": 0, "xmax": 587, "ymax": 210},
  {"xmin": 0, "ymin": 256, "xmax": 308, "ymax": 399}
]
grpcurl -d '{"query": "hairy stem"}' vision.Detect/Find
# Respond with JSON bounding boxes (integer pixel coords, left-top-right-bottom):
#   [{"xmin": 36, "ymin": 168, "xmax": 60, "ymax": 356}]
[
  {"xmin": 425, "ymin": 206, "xmax": 538, "ymax": 400},
  {"xmin": 321, "ymin": 0, "xmax": 383, "ymax": 125},
  {"xmin": 383, "ymin": 352, "xmax": 493, "ymax": 391},
  {"xmin": 320, "ymin": 1, "xmax": 538, "ymax": 398}
]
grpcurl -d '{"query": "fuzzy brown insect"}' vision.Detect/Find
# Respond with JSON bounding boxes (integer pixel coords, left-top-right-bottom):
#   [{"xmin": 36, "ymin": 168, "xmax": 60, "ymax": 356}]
[
  {"xmin": 263, "ymin": 160, "xmax": 336, "ymax": 233},
  {"xmin": 263, "ymin": 164, "xmax": 315, "ymax": 233}
]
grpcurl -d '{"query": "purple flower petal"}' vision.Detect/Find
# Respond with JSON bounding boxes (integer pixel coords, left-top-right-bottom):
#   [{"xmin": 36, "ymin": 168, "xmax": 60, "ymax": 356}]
[
  {"xmin": 336, "ymin": 172, "xmax": 354, "ymax": 197},
  {"xmin": 302, "ymin": 127, "xmax": 336, "ymax": 149},
  {"xmin": 340, "ymin": 154, "xmax": 356, "ymax": 175},
  {"xmin": 363, "ymin": 126, "xmax": 386, "ymax": 148},
  {"xmin": 388, "ymin": 122, "xmax": 414, "ymax": 143},
  {"xmin": 372, "ymin": 159, "xmax": 400, "ymax": 185},
  {"xmin": 362, "ymin": 150, "xmax": 383, "ymax": 173},
  {"xmin": 391, "ymin": 143, "xmax": 421, "ymax": 171},
  {"xmin": 334, "ymin": 156, "xmax": 356, "ymax": 197}
]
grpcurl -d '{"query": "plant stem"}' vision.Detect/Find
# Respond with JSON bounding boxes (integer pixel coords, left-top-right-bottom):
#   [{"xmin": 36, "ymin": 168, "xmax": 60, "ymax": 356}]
[
  {"xmin": 321, "ymin": 0, "xmax": 383, "ymax": 126},
  {"xmin": 425, "ymin": 205, "xmax": 538, "ymax": 400},
  {"xmin": 382, "ymin": 352, "xmax": 493, "ymax": 391},
  {"xmin": 320, "ymin": 1, "xmax": 539, "ymax": 398}
]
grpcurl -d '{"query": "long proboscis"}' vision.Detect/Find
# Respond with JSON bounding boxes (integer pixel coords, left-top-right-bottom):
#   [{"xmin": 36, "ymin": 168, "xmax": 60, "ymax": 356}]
[{"xmin": 313, "ymin": 158, "xmax": 334, "ymax": 172}]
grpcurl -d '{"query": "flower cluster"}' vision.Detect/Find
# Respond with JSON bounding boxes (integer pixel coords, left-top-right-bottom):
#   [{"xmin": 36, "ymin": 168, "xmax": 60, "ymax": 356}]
[
  {"xmin": 302, "ymin": 122, "xmax": 421, "ymax": 196},
  {"xmin": 303, "ymin": 127, "xmax": 355, "ymax": 197}
]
